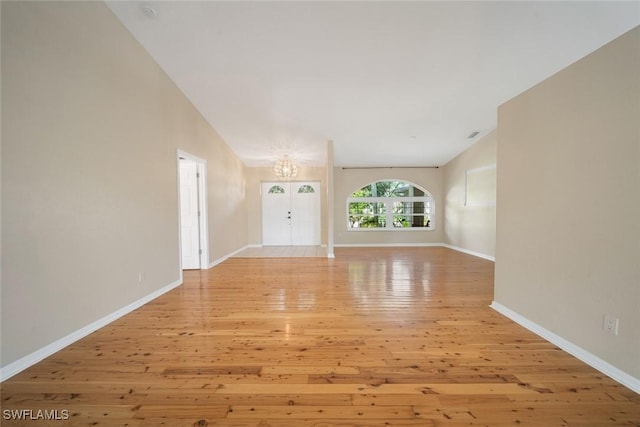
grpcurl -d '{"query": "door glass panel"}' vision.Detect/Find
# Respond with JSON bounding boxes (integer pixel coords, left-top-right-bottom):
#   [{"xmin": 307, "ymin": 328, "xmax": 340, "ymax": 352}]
[
  {"xmin": 298, "ymin": 185, "xmax": 315, "ymax": 193},
  {"xmin": 268, "ymin": 185, "xmax": 285, "ymax": 194}
]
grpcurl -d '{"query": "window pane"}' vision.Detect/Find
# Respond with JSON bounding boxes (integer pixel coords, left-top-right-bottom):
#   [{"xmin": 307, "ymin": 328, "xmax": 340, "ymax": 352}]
[
  {"xmin": 389, "ymin": 181, "xmax": 410, "ymax": 197},
  {"xmin": 349, "ymin": 202, "xmax": 386, "ymax": 228},
  {"xmin": 349, "ymin": 215, "xmax": 386, "ymax": 228},
  {"xmin": 348, "ymin": 202, "xmax": 386, "ymax": 215},
  {"xmin": 373, "ymin": 181, "xmax": 405, "ymax": 197},
  {"xmin": 268, "ymin": 185, "xmax": 285, "ymax": 194},
  {"xmin": 352, "ymin": 184, "xmax": 373, "ymax": 197},
  {"xmin": 393, "ymin": 215, "xmax": 431, "ymax": 228},
  {"xmin": 393, "ymin": 201, "xmax": 427, "ymax": 214},
  {"xmin": 350, "ymin": 180, "xmax": 431, "ymax": 198},
  {"xmin": 298, "ymin": 185, "xmax": 315, "ymax": 193}
]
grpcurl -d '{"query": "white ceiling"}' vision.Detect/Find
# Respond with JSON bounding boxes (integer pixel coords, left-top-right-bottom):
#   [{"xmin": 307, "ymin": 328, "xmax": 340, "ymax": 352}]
[{"xmin": 106, "ymin": 1, "xmax": 640, "ymax": 167}]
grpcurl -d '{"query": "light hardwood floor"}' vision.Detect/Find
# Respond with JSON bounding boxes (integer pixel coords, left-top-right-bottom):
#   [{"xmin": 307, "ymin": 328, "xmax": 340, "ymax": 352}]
[
  {"xmin": 1, "ymin": 247, "xmax": 638, "ymax": 426},
  {"xmin": 233, "ymin": 245, "xmax": 327, "ymax": 258}
]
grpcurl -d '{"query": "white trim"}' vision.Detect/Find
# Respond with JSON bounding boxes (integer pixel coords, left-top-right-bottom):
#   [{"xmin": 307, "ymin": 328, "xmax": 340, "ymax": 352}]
[
  {"xmin": 176, "ymin": 149, "xmax": 206, "ymax": 165},
  {"xmin": 1, "ymin": 278, "xmax": 183, "ymax": 383},
  {"xmin": 441, "ymin": 244, "xmax": 495, "ymax": 261},
  {"xmin": 332, "ymin": 243, "xmax": 494, "ymax": 264},
  {"xmin": 332, "ymin": 243, "xmax": 495, "ymax": 263},
  {"xmin": 196, "ymin": 162, "xmax": 208, "ymax": 268},
  {"xmin": 207, "ymin": 245, "xmax": 250, "ymax": 269},
  {"xmin": 326, "ymin": 140, "xmax": 335, "ymax": 262},
  {"xmin": 334, "ymin": 243, "xmax": 443, "ymax": 248},
  {"xmin": 490, "ymin": 301, "xmax": 640, "ymax": 394}
]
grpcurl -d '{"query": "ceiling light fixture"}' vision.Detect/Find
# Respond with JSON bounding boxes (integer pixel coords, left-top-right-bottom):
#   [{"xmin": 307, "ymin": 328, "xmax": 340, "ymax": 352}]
[{"xmin": 274, "ymin": 155, "xmax": 298, "ymax": 179}]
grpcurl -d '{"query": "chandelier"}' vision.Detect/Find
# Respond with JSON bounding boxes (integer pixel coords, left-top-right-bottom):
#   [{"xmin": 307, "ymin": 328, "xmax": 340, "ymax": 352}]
[{"xmin": 274, "ymin": 155, "xmax": 298, "ymax": 179}]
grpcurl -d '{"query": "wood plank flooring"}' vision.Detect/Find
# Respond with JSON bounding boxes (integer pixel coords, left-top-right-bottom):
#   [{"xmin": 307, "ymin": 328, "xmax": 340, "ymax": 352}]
[
  {"xmin": 233, "ymin": 245, "xmax": 327, "ymax": 258},
  {"xmin": 1, "ymin": 247, "xmax": 638, "ymax": 426}
]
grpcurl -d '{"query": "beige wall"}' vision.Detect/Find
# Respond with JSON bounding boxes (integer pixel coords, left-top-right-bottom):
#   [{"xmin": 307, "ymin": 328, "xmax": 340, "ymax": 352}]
[
  {"xmin": 495, "ymin": 27, "xmax": 640, "ymax": 379},
  {"xmin": 246, "ymin": 166, "xmax": 327, "ymax": 246},
  {"xmin": 1, "ymin": 2, "xmax": 247, "ymax": 367},
  {"xmin": 333, "ymin": 167, "xmax": 444, "ymax": 245},
  {"xmin": 443, "ymin": 131, "xmax": 497, "ymax": 258},
  {"xmin": 179, "ymin": 120, "xmax": 248, "ymax": 264}
]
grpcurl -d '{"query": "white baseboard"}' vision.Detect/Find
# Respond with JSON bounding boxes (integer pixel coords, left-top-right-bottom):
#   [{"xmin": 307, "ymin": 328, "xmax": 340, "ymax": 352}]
[
  {"xmin": 332, "ymin": 242, "xmax": 495, "ymax": 262},
  {"xmin": 0, "ymin": 278, "xmax": 183, "ymax": 383},
  {"xmin": 334, "ymin": 243, "xmax": 443, "ymax": 248},
  {"xmin": 207, "ymin": 245, "xmax": 250, "ymax": 268},
  {"xmin": 490, "ymin": 301, "xmax": 640, "ymax": 394},
  {"xmin": 441, "ymin": 244, "xmax": 495, "ymax": 261}
]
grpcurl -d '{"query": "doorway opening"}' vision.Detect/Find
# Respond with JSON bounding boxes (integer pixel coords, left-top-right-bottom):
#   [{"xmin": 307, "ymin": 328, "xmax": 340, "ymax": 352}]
[{"xmin": 177, "ymin": 151, "xmax": 208, "ymax": 270}]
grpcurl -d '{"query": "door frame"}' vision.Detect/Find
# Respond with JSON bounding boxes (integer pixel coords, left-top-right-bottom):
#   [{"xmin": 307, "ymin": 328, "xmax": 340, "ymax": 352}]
[{"xmin": 177, "ymin": 150, "xmax": 208, "ymax": 270}]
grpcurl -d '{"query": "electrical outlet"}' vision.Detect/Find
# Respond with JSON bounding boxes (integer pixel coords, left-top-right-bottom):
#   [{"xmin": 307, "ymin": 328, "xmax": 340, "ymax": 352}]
[
  {"xmin": 138, "ymin": 271, "xmax": 145, "ymax": 283},
  {"xmin": 603, "ymin": 315, "xmax": 619, "ymax": 335}
]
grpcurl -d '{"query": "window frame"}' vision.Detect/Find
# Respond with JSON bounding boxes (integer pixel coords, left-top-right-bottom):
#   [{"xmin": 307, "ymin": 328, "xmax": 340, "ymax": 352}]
[{"xmin": 346, "ymin": 180, "xmax": 435, "ymax": 231}]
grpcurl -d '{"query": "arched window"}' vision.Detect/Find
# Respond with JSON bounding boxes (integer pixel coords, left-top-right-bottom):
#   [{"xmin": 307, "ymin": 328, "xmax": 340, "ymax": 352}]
[
  {"xmin": 347, "ymin": 180, "xmax": 434, "ymax": 230},
  {"xmin": 268, "ymin": 185, "xmax": 286, "ymax": 194},
  {"xmin": 298, "ymin": 185, "xmax": 315, "ymax": 194}
]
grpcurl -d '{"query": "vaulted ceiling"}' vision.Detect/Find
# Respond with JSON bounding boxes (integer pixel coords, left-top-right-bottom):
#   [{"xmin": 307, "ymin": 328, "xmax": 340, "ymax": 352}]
[{"xmin": 107, "ymin": 1, "xmax": 640, "ymax": 167}]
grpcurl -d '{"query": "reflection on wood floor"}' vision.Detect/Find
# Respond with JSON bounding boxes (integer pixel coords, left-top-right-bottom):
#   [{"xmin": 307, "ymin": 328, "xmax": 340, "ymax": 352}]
[
  {"xmin": 1, "ymin": 247, "xmax": 638, "ymax": 426},
  {"xmin": 234, "ymin": 245, "xmax": 327, "ymax": 258}
]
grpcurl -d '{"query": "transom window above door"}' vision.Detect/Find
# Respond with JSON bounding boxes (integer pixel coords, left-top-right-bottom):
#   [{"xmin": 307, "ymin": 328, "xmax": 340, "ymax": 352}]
[{"xmin": 347, "ymin": 180, "xmax": 434, "ymax": 230}]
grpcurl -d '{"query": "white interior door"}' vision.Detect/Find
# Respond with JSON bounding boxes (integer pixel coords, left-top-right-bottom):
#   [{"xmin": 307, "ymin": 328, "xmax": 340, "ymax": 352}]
[
  {"xmin": 262, "ymin": 182, "xmax": 292, "ymax": 245},
  {"xmin": 291, "ymin": 182, "xmax": 320, "ymax": 245},
  {"xmin": 262, "ymin": 181, "xmax": 320, "ymax": 246},
  {"xmin": 179, "ymin": 159, "xmax": 201, "ymax": 269}
]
